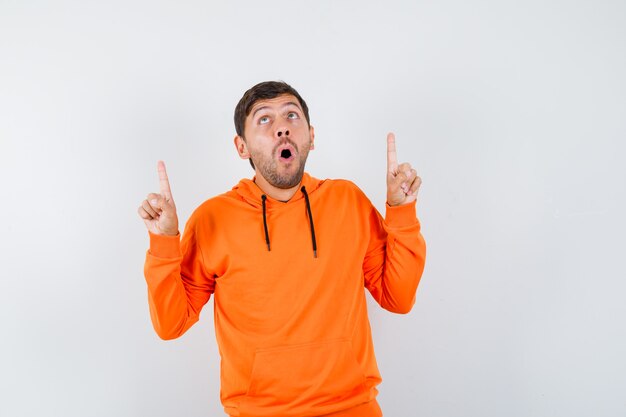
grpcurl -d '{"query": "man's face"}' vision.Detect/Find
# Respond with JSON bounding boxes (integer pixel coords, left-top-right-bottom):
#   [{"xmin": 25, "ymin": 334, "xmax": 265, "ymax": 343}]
[{"xmin": 236, "ymin": 94, "xmax": 315, "ymax": 189}]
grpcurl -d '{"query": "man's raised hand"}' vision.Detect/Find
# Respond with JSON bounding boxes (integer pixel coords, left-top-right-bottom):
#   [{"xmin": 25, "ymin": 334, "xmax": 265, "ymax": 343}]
[
  {"xmin": 386, "ymin": 133, "xmax": 422, "ymax": 206},
  {"xmin": 137, "ymin": 161, "xmax": 179, "ymax": 236}
]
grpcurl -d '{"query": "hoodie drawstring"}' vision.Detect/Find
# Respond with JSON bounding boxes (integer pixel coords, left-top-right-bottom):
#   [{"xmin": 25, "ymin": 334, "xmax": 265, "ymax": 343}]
[
  {"xmin": 260, "ymin": 188, "xmax": 318, "ymax": 258},
  {"xmin": 261, "ymin": 195, "xmax": 271, "ymax": 251},
  {"xmin": 301, "ymin": 186, "xmax": 318, "ymax": 258}
]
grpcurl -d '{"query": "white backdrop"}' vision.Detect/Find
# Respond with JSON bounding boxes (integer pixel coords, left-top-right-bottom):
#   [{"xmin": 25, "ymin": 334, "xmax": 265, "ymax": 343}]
[{"xmin": 1, "ymin": 1, "xmax": 625, "ymax": 416}]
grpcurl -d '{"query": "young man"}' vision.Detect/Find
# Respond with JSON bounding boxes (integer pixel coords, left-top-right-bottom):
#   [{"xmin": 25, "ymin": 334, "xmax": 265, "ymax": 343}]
[{"xmin": 138, "ymin": 81, "xmax": 426, "ymax": 417}]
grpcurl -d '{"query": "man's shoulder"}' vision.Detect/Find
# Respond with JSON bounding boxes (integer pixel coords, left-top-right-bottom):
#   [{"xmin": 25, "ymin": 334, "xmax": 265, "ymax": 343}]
[
  {"xmin": 318, "ymin": 177, "xmax": 373, "ymax": 207},
  {"xmin": 187, "ymin": 190, "xmax": 241, "ymax": 220},
  {"xmin": 322, "ymin": 177, "xmax": 365, "ymax": 194}
]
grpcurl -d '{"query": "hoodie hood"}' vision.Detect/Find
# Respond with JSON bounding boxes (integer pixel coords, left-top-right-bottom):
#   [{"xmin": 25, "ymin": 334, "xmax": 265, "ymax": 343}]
[
  {"xmin": 231, "ymin": 172, "xmax": 325, "ymax": 209},
  {"xmin": 228, "ymin": 172, "xmax": 325, "ymax": 258}
]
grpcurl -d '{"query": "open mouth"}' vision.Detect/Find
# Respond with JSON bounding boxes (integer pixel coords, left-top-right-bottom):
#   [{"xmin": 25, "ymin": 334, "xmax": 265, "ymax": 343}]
[{"xmin": 277, "ymin": 145, "xmax": 295, "ymax": 162}]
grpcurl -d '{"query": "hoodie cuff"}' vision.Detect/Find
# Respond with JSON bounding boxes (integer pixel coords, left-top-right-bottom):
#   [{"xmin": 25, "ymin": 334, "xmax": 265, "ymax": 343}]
[
  {"xmin": 385, "ymin": 201, "xmax": 419, "ymax": 228},
  {"xmin": 148, "ymin": 231, "xmax": 182, "ymax": 258}
]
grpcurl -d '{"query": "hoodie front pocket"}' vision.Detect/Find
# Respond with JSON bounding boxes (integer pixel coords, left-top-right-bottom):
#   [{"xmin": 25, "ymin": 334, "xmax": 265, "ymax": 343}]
[{"xmin": 239, "ymin": 338, "xmax": 368, "ymax": 416}]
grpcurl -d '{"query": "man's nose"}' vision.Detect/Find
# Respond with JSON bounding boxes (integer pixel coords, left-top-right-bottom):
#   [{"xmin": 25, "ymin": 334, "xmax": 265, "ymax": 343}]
[{"xmin": 276, "ymin": 128, "xmax": 290, "ymax": 138}]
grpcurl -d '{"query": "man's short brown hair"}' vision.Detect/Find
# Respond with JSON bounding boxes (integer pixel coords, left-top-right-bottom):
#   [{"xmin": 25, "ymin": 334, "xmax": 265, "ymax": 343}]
[{"xmin": 234, "ymin": 81, "xmax": 311, "ymax": 138}]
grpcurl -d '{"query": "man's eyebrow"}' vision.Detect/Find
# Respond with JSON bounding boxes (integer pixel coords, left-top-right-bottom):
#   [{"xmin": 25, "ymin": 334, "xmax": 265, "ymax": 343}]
[
  {"xmin": 251, "ymin": 106, "xmax": 270, "ymax": 118},
  {"xmin": 251, "ymin": 102, "xmax": 302, "ymax": 118}
]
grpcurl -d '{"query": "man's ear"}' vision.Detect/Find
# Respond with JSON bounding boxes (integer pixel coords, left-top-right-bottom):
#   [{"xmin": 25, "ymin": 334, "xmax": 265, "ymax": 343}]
[
  {"xmin": 309, "ymin": 125, "xmax": 315, "ymax": 150},
  {"xmin": 234, "ymin": 135, "xmax": 250, "ymax": 159}
]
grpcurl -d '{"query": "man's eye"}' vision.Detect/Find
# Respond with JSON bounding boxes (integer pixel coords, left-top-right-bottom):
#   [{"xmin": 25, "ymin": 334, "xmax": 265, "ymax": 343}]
[
  {"xmin": 259, "ymin": 116, "xmax": 270, "ymax": 124},
  {"xmin": 287, "ymin": 112, "xmax": 299, "ymax": 119}
]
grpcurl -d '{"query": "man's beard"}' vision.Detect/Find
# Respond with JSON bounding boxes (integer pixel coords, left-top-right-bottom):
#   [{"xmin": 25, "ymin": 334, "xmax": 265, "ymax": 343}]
[{"xmin": 251, "ymin": 139, "xmax": 310, "ymax": 189}]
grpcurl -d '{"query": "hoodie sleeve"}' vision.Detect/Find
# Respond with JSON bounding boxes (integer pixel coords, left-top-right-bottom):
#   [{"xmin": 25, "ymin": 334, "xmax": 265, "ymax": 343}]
[
  {"xmin": 143, "ymin": 215, "xmax": 215, "ymax": 340},
  {"xmin": 362, "ymin": 201, "xmax": 426, "ymax": 314}
]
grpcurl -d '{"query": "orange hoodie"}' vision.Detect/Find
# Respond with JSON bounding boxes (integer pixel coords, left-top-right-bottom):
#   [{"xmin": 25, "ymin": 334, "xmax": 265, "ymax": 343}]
[{"xmin": 144, "ymin": 173, "xmax": 426, "ymax": 417}]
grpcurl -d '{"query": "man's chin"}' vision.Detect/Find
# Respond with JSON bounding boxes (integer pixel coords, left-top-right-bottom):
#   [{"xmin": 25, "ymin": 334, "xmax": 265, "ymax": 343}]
[
  {"xmin": 273, "ymin": 175, "xmax": 304, "ymax": 189},
  {"xmin": 267, "ymin": 167, "xmax": 306, "ymax": 189},
  {"xmin": 254, "ymin": 155, "xmax": 308, "ymax": 189}
]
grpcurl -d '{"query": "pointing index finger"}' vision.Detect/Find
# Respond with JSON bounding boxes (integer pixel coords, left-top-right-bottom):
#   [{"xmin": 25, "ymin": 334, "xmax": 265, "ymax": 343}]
[
  {"xmin": 157, "ymin": 160, "xmax": 173, "ymax": 201},
  {"xmin": 387, "ymin": 132, "xmax": 398, "ymax": 173}
]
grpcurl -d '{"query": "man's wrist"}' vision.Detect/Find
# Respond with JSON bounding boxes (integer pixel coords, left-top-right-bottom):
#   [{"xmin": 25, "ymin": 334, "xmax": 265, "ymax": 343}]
[
  {"xmin": 148, "ymin": 231, "xmax": 182, "ymax": 258},
  {"xmin": 385, "ymin": 201, "xmax": 419, "ymax": 228}
]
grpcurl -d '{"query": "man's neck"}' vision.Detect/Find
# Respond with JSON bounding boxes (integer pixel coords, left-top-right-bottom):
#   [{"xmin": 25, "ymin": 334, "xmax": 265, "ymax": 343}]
[{"xmin": 253, "ymin": 174, "xmax": 301, "ymax": 202}]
